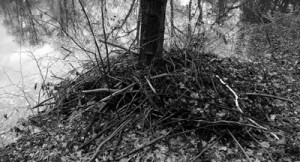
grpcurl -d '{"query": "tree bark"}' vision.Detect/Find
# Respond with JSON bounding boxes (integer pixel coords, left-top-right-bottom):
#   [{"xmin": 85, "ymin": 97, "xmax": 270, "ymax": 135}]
[
  {"xmin": 25, "ymin": 0, "xmax": 38, "ymax": 45},
  {"xmin": 187, "ymin": 0, "xmax": 192, "ymax": 39},
  {"xmin": 170, "ymin": 0, "xmax": 174, "ymax": 48},
  {"xmin": 136, "ymin": 0, "xmax": 141, "ymax": 47},
  {"xmin": 139, "ymin": 0, "xmax": 167, "ymax": 66},
  {"xmin": 217, "ymin": 0, "xmax": 226, "ymax": 24},
  {"xmin": 196, "ymin": 0, "xmax": 203, "ymax": 26}
]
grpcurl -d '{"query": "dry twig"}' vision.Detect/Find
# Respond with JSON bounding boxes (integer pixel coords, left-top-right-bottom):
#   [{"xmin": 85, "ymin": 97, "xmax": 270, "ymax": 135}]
[
  {"xmin": 228, "ymin": 130, "xmax": 251, "ymax": 162},
  {"xmin": 82, "ymin": 88, "xmax": 120, "ymax": 94},
  {"xmin": 99, "ymin": 83, "xmax": 135, "ymax": 102},
  {"xmin": 89, "ymin": 118, "xmax": 133, "ymax": 162},
  {"xmin": 32, "ymin": 97, "xmax": 54, "ymax": 109},
  {"xmin": 192, "ymin": 134, "xmax": 225, "ymax": 162},
  {"xmin": 115, "ymin": 130, "xmax": 171, "ymax": 161},
  {"xmin": 216, "ymin": 75, "xmax": 243, "ymax": 113},
  {"xmin": 246, "ymin": 93, "xmax": 294, "ymax": 103},
  {"xmin": 146, "ymin": 78, "xmax": 157, "ymax": 94}
]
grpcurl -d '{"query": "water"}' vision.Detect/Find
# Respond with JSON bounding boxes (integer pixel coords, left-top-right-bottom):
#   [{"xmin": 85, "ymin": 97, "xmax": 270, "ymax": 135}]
[
  {"xmin": 0, "ymin": 19, "xmax": 24, "ymax": 146},
  {"xmin": 0, "ymin": 18, "xmax": 64, "ymax": 146}
]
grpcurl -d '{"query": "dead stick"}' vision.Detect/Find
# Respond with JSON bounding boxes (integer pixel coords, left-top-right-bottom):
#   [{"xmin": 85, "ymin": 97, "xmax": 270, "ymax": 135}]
[
  {"xmin": 79, "ymin": 122, "xmax": 116, "ymax": 149},
  {"xmin": 32, "ymin": 97, "xmax": 54, "ymax": 109},
  {"xmin": 228, "ymin": 130, "xmax": 251, "ymax": 162},
  {"xmin": 82, "ymin": 88, "xmax": 120, "ymax": 94},
  {"xmin": 246, "ymin": 93, "xmax": 294, "ymax": 103},
  {"xmin": 115, "ymin": 131, "xmax": 171, "ymax": 161},
  {"xmin": 89, "ymin": 118, "xmax": 132, "ymax": 162},
  {"xmin": 192, "ymin": 134, "xmax": 224, "ymax": 162},
  {"xmin": 216, "ymin": 75, "xmax": 243, "ymax": 113},
  {"xmin": 150, "ymin": 73, "xmax": 180, "ymax": 79},
  {"xmin": 100, "ymin": 83, "xmax": 135, "ymax": 102},
  {"xmin": 146, "ymin": 78, "xmax": 157, "ymax": 94}
]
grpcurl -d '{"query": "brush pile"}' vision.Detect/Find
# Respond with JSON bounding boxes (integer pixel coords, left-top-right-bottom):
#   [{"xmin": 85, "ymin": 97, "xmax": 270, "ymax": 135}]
[{"xmin": 1, "ymin": 49, "xmax": 298, "ymax": 161}]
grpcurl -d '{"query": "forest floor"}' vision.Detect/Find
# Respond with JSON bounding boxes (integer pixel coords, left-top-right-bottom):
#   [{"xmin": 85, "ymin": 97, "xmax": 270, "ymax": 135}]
[{"xmin": 0, "ymin": 43, "xmax": 300, "ymax": 162}]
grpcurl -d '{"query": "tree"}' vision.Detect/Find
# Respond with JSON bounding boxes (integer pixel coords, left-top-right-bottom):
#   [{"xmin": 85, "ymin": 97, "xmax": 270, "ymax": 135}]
[
  {"xmin": 139, "ymin": 0, "xmax": 168, "ymax": 66},
  {"xmin": 170, "ymin": 0, "xmax": 175, "ymax": 48},
  {"xmin": 217, "ymin": 0, "xmax": 226, "ymax": 24},
  {"xmin": 25, "ymin": 0, "xmax": 39, "ymax": 45},
  {"xmin": 241, "ymin": 0, "xmax": 270, "ymax": 23},
  {"xmin": 187, "ymin": 0, "xmax": 192, "ymax": 39},
  {"xmin": 196, "ymin": 0, "xmax": 203, "ymax": 27}
]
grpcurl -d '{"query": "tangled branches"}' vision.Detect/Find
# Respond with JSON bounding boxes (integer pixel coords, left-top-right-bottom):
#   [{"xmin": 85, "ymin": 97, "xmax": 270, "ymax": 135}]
[{"xmin": 28, "ymin": 49, "xmax": 294, "ymax": 161}]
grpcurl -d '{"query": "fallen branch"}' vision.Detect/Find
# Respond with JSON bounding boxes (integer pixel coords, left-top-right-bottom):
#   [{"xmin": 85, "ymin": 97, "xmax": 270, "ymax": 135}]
[
  {"xmin": 146, "ymin": 78, "xmax": 157, "ymax": 94},
  {"xmin": 192, "ymin": 133, "xmax": 225, "ymax": 162},
  {"xmin": 246, "ymin": 118, "xmax": 267, "ymax": 130},
  {"xmin": 89, "ymin": 118, "xmax": 133, "ymax": 162},
  {"xmin": 150, "ymin": 73, "xmax": 181, "ymax": 79},
  {"xmin": 100, "ymin": 83, "xmax": 135, "ymax": 102},
  {"xmin": 112, "ymin": 129, "xmax": 124, "ymax": 159},
  {"xmin": 115, "ymin": 130, "xmax": 171, "ymax": 161},
  {"xmin": 246, "ymin": 131, "xmax": 275, "ymax": 162},
  {"xmin": 228, "ymin": 130, "xmax": 251, "ymax": 162},
  {"xmin": 32, "ymin": 97, "xmax": 54, "ymax": 109},
  {"xmin": 79, "ymin": 122, "xmax": 116, "ymax": 150},
  {"xmin": 246, "ymin": 93, "xmax": 294, "ymax": 103},
  {"xmin": 175, "ymin": 119, "xmax": 266, "ymax": 130},
  {"xmin": 82, "ymin": 88, "xmax": 120, "ymax": 94},
  {"xmin": 216, "ymin": 75, "xmax": 243, "ymax": 113}
]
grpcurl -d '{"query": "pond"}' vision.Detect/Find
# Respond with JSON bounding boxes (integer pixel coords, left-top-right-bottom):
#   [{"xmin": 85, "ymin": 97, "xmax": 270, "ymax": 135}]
[
  {"xmin": 0, "ymin": 17, "xmax": 33, "ymax": 146},
  {"xmin": 0, "ymin": 18, "xmax": 58, "ymax": 147},
  {"xmin": 0, "ymin": 16, "xmax": 80, "ymax": 147}
]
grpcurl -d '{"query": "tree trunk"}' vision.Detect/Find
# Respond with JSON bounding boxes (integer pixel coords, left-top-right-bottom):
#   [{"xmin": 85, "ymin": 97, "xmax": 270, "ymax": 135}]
[
  {"xmin": 196, "ymin": 0, "xmax": 203, "ymax": 26},
  {"xmin": 170, "ymin": 0, "xmax": 174, "ymax": 48},
  {"xmin": 136, "ymin": 0, "xmax": 141, "ymax": 47},
  {"xmin": 187, "ymin": 0, "xmax": 192, "ymax": 40},
  {"xmin": 25, "ymin": 0, "xmax": 38, "ymax": 45},
  {"xmin": 139, "ymin": 0, "xmax": 167, "ymax": 66},
  {"xmin": 217, "ymin": 0, "xmax": 226, "ymax": 24},
  {"xmin": 241, "ymin": 0, "xmax": 271, "ymax": 23}
]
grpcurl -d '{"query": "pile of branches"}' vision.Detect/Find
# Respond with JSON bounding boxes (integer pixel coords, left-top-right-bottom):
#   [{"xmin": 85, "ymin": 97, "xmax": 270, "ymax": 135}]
[{"xmin": 31, "ymin": 49, "xmax": 293, "ymax": 161}]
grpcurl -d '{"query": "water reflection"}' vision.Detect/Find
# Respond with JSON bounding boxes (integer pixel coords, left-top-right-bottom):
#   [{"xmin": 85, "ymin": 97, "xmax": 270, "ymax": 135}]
[
  {"xmin": 0, "ymin": 18, "xmax": 68, "ymax": 147},
  {"xmin": 0, "ymin": 2, "xmax": 84, "ymax": 143},
  {"xmin": 0, "ymin": 17, "xmax": 27, "ymax": 147}
]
